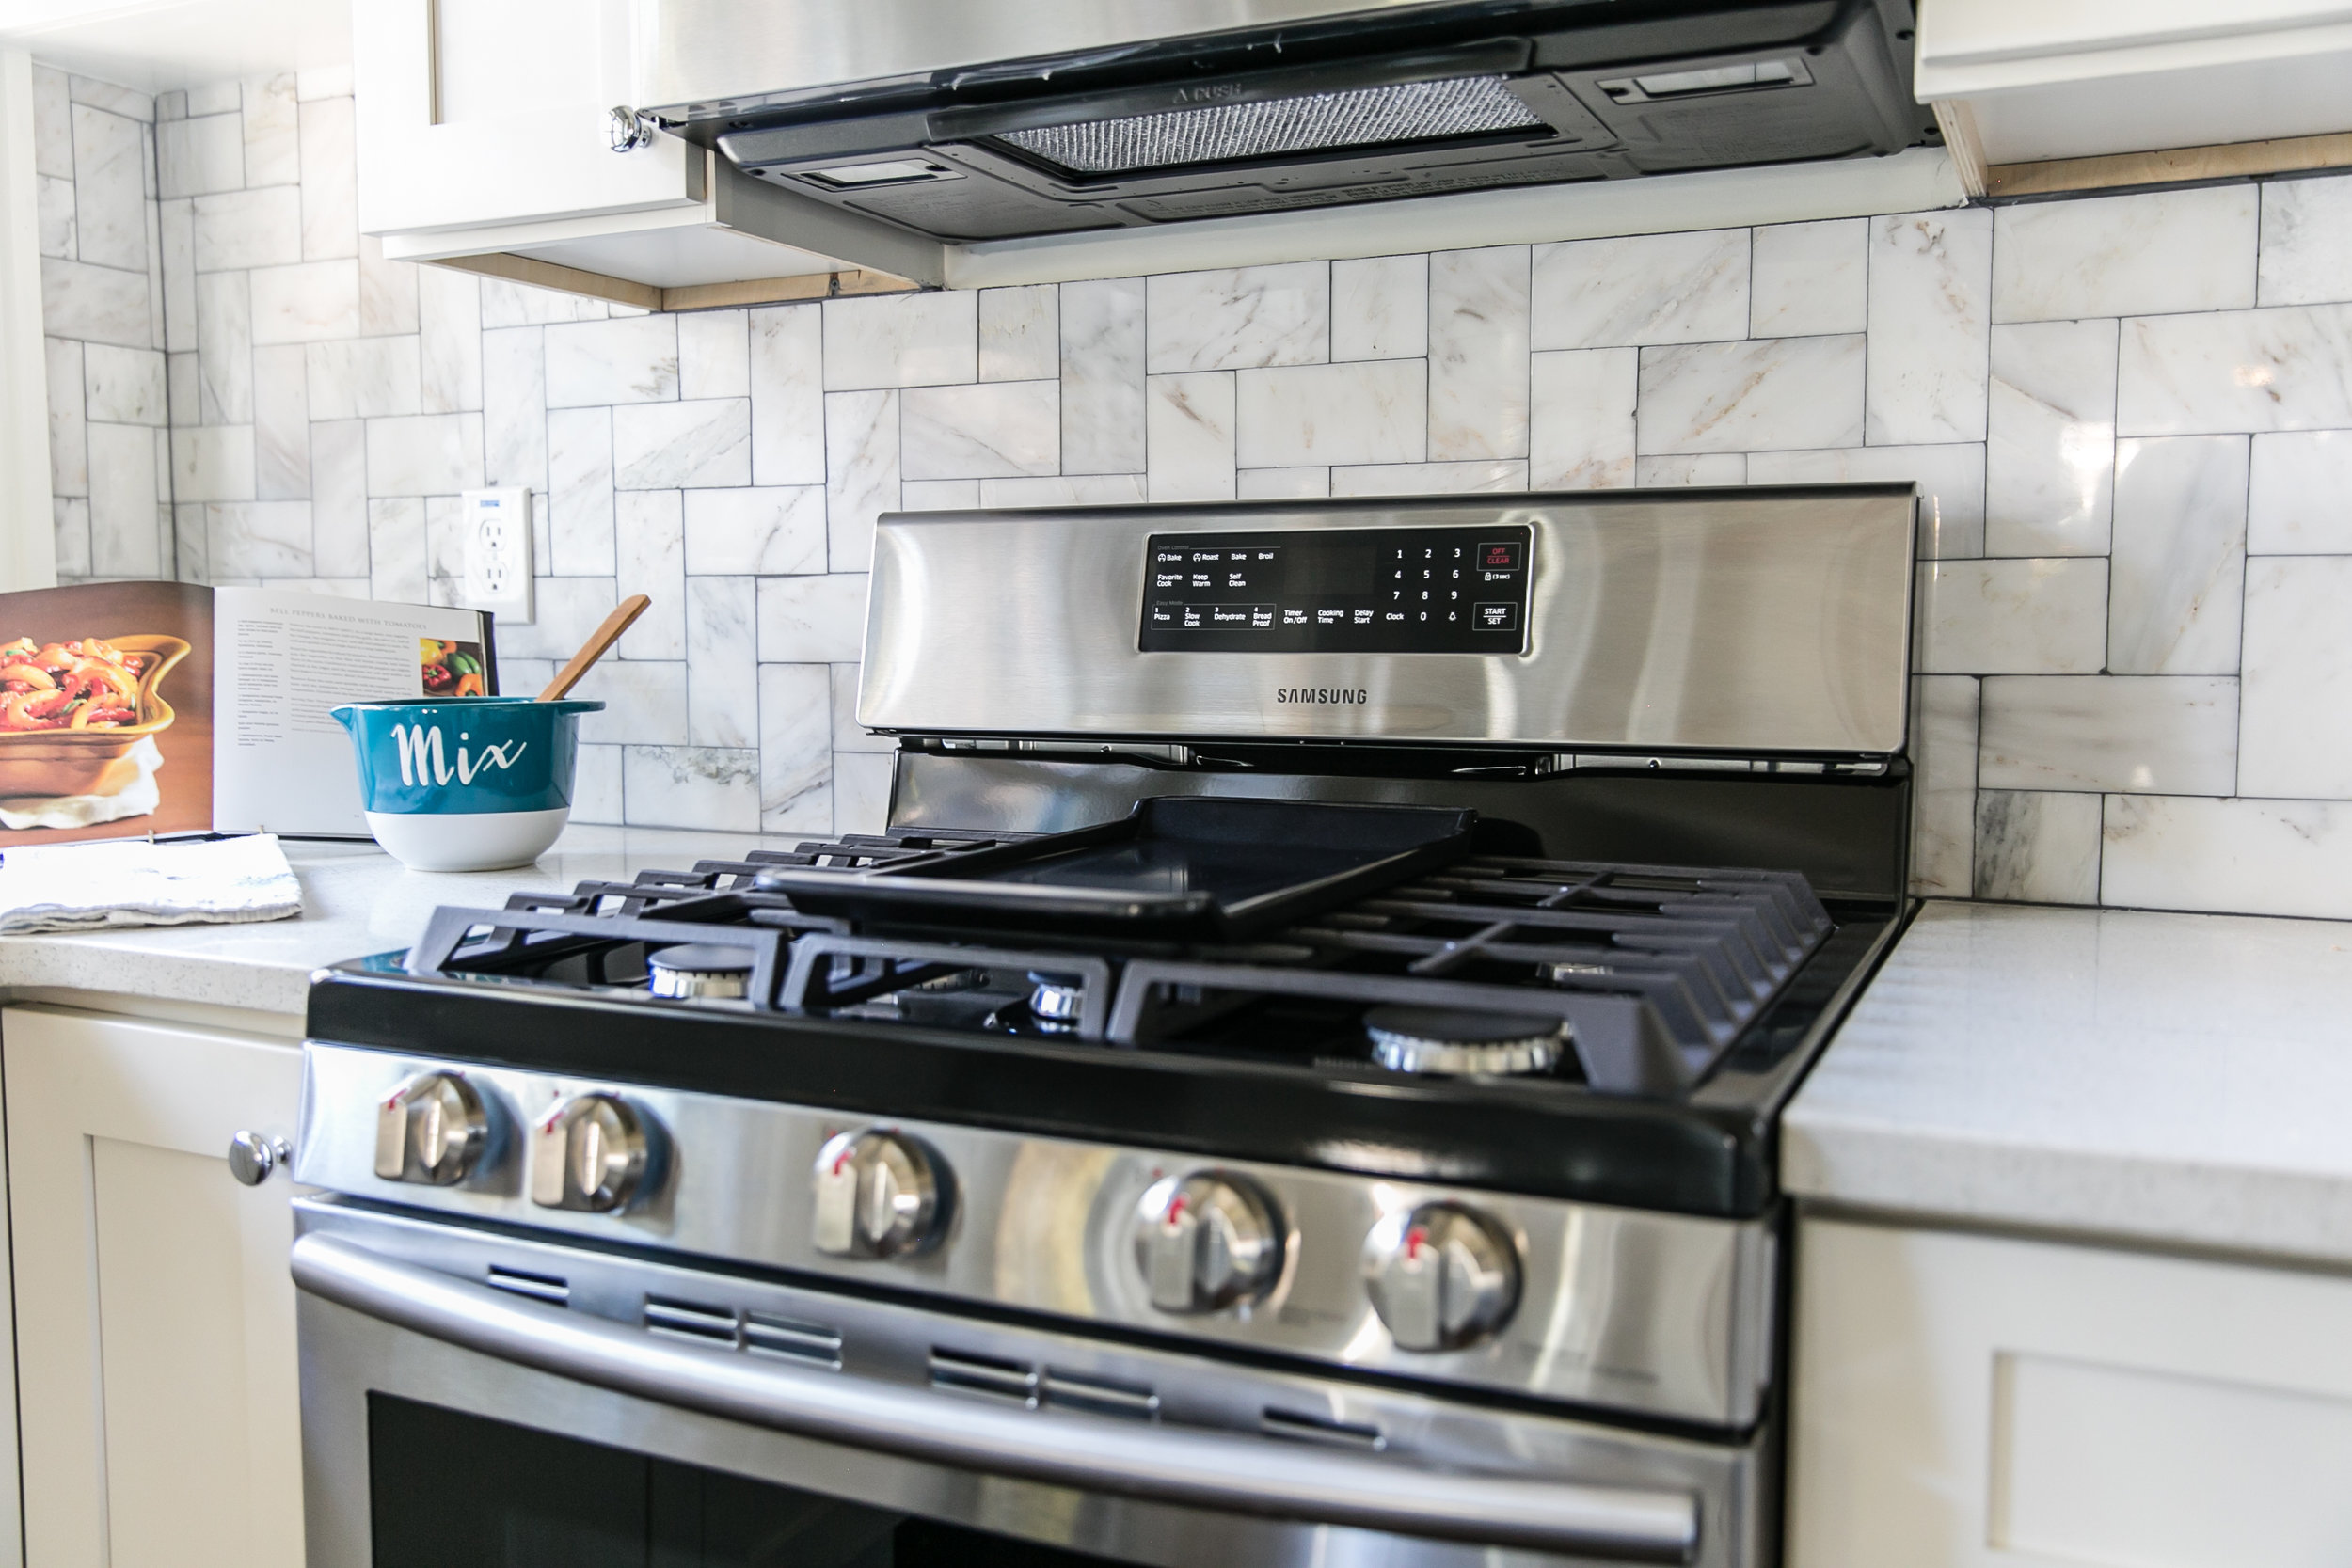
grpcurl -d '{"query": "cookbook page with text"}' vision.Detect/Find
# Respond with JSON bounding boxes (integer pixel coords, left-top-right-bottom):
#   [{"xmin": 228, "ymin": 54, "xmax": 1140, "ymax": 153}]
[{"xmin": 212, "ymin": 588, "xmax": 493, "ymax": 835}]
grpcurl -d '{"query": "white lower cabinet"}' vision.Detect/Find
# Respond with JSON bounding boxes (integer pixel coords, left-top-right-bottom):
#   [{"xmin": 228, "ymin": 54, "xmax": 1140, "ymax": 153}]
[
  {"xmin": 3, "ymin": 1005, "xmax": 307, "ymax": 1568},
  {"xmin": 1788, "ymin": 1215, "xmax": 2352, "ymax": 1568}
]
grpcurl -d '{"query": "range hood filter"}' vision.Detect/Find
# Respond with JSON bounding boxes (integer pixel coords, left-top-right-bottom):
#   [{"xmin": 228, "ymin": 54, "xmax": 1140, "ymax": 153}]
[{"xmin": 992, "ymin": 73, "xmax": 1546, "ymax": 178}]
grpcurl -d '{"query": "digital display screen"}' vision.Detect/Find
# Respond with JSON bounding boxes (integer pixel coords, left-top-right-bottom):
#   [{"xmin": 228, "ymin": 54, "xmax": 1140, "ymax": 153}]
[{"xmin": 1137, "ymin": 526, "xmax": 1531, "ymax": 654}]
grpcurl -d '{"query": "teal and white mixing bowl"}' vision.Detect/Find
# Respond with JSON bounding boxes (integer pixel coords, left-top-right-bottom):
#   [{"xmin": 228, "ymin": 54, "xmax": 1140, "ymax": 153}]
[{"xmin": 331, "ymin": 696, "xmax": 602, "ymax": 872}]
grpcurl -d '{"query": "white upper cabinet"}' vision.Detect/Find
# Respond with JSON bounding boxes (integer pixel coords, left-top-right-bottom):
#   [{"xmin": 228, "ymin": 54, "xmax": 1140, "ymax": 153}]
[
  {"xmin": 354, "ymin": 0, "xmax": 702, "ymax": 236},
  {"xmin": 1917, "ymin": 0, "xmax": 2352, "ymax": 165}
]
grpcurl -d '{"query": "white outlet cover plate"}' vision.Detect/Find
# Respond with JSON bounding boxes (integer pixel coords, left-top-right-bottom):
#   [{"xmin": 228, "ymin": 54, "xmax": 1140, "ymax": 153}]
[{"xmin": 460, "ymin": 485, "xmax": 534, "ymax": 626}]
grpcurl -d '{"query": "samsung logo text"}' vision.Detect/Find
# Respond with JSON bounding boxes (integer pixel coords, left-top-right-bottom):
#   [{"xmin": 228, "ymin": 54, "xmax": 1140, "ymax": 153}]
[{"xmin": 1275, "ymin": 688, "xmax": 1369, "ymax": 705}]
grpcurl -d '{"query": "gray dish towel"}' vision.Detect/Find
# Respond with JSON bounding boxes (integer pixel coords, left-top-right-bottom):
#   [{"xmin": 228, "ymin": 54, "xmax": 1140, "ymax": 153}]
[{"xmin": 0, "ymin": 833, "xmax": 303, "ymax": 934}]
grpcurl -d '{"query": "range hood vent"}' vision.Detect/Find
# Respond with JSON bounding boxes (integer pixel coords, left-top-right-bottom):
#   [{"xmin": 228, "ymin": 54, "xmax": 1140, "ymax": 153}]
[
  {"xmin": 648, "ymin": 0, "xmax": 1931, "ymax": 245},
  {"xmin": 993, "ymin": 73, "xmax": 1546, "ymax": 178}
]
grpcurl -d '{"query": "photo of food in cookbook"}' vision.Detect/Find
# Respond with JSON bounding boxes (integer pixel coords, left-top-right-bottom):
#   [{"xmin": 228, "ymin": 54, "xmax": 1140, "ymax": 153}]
[
  {"xmin": 420, "ymin": 638, "xmax": 486, "ymax": 698},
  {"xmin": 0, "ymin": 580, "xmax": 213, "ymax": 846}
]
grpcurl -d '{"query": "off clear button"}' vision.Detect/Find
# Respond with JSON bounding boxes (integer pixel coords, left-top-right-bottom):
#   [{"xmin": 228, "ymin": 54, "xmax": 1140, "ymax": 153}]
[{"xmin": 1474, "ymin": 602, "xmax": 1518, "ymax": 630}]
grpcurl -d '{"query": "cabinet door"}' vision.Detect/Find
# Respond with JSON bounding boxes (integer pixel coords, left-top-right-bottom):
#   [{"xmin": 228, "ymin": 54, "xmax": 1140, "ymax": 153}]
[
  {"xmin": 355, "ymin": 0, "xmax": 703, "ymax": 237},
  {"xmin": 5, "ymin": 1006, "xmax": 306, "ymax": 1568},
  {"xmin": 1788, "ymin": 1216, "xmax": 2352, "ymax": 1567}
]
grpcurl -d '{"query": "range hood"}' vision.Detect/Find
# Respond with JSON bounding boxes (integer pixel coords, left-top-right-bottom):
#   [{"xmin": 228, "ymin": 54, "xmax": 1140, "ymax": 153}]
[{"xmin": 639, "ymin": 0, "xmax": 1933, "ymax": 246}]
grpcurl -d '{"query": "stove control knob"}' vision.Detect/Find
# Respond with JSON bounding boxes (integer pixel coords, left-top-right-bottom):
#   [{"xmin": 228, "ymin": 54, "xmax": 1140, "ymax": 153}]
[
  {"xmin": 1363, "ymin": 1202, "xmax": 1521, "ymax": 1352},
  {"xmin": 1134, "ymin": 1171, "xmax": 1284, "ymax": 1314},
  {"xmin": 373, "ymin": 1071, "xmax": 490, "ymax": 1186},
  {"xmin": 530, "ymin": 1093, "xmax": 651, "ymax": 1213},
  {"xmin": 813, "ymin": 1130, "xmax": 948, "ymax": 1259}
]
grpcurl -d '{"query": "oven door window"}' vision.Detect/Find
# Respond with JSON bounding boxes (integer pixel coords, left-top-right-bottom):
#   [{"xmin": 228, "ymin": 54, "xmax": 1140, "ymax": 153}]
[{"xmin": 369, "ymin": 1394, "xmax": 1124, "ymax": 1567}]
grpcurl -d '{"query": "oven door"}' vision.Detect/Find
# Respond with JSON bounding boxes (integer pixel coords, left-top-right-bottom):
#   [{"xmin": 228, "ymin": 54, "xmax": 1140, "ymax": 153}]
[{"xmin": 294, "ymin": 1200, "xmax": 1763, "ymax": 1568}]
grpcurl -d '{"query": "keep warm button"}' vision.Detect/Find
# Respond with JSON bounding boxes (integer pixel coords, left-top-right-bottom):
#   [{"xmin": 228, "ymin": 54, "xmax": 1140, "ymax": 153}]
[{"xmin": 1474, "ymin": 601, "xmax": 1518, "ymax": 631}]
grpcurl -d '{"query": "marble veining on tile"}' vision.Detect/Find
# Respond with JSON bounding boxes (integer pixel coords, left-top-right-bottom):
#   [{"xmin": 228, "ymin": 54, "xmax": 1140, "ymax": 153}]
[
  {"xmin": 978, "ymin": 285, "xmax": 1057, "ymax": 383},
  {"xmin": 1532, "ymin": 230, "xmax": 1747, "ymax": 350},
  {"xmin": 1426, "ymin": 246, "xmax": 1529, "ymax": 462},
  {"xmin": 822, "ymin": 291, "xmax": 977, "ymax": 390},
  {"xmin": 683, "ymin": 487, "xmax": 825, "ymax": 577},
  {"xmin": 2118, "ymin": 303, "xmax": 2352, "ymax": 436},
  {"xmin": 1917, "ymin": 558, "xmax": 2107, "ymax": 675},
  {"xmin": 1331, "ymin": 254, "xmax": 1425, "ymax": 361},
  {"xmin": 1529, "ymin": 348, "xmax": 1634, "ymax": 489},
  {"xmin": 1147, "ymin": 262, "xmax": 1328, "ymax": 373},
  {"xmin": 822, "ymin": 388, "xmax": 898, "ymax": 574},
  {"xmin": 901, "ymin": 379, "xmax": 1059, "ymax": 481},
  {"xmin": 1636, "ymin": 335, "xmax": 1864, "ymax": 454},
  {"xmin": 759, "ymin": 662, "xmax": 833, "ymax": 832},
  {"xmin": 1145, "ymin": 372, "xmax": 1236, "ymax": 502},
  {"xmin": 2238, "ymin": 556, "xmax": 2352, "ymax": 800},
  {"xmin": 2107, "ymin": 435, "xmax": 2246, "ymax": 675},
  {"xmin": 2258, "ymin": 174, "xmax": 2352, "ymax": 309},
  {"xmin": 1908, "ymin": 674, "xmax": 1979, "ymax": 895},
  {"xmin": 1234, "ymin": 359, "xmax": 1424, "ymax": 469},
  {"xmin": 1985, "ymin": 318, "xmax": 2116, "ymax": 558},
  {"xmin": 1058, "ymin": 277, "xmax": 1145, "ymax": 474},
  {"xmin": 1993, "ymin": 186, "xmax": 2258, "ymax": 324},
  {"xmin": 1867, "ymin": 208, "xmax": 1991, "ymax": 446},
  {"xmin": 612, "ymin": 399, "xmax": 750, "ymax": 491},
  {"xmin": 1974, "ymin": 790, "xmax": 2101, "ymax": 903},
  {"xmin": 1979, "ymin": 675, "xmax": 2238, "ymax": 795},
  {"xmin": 1749, "ymin": 218, "xmax": 1865, "ymax": 338}
]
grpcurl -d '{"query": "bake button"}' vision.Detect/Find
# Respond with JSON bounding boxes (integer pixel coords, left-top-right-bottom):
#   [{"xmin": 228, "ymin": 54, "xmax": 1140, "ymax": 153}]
[
  {"xmin": 1474, "ymin": 602, "xmax": 1518, "ymax": 631},
  {"xmin": 1478, "ymin": 541, "xmax": 1521, "ymax": 572}
]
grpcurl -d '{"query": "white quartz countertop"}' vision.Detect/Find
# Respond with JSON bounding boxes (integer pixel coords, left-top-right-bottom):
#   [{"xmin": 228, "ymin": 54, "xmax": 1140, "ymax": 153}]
[
  {"xmin": 1786, "ymin": 898, "xmax": 2352, "ymax": 1264},
  {"xmin": 0, "ymin": 826, "xmax": 807, "ymax": 1020}
]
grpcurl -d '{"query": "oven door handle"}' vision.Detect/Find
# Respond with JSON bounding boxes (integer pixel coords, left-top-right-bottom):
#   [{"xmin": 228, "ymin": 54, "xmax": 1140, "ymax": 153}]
[{"xmin": 292, "ymin": 1232, "xmax": 1700, "ymax": 1562}]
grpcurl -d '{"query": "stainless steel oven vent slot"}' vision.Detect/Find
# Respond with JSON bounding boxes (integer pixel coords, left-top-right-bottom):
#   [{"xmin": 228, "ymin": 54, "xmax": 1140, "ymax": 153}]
[
  {"xmin": 992, "ymin": 74, "xmax": 1544, "ymax": 177},
  {"xmin": 644, "ymin": 1296, "xmax": 739, "ymax": 1346},
  {"xmin": 929, "ymin": 1347, "xmax": 1039, "ymax": 1406},
  {"xmin": 484, "ymin": 1266, "xmax": 568, "ymax": 1307},
  {"xmin": 743, "ymin": 1311, "xmax": 842, "ymax": 1368},
  {"xmin": 1041, "ymin": 1370, "xmax": 1161, "ymax": 1421},
  {"xmin": 1261, "ymin": 1406, "xmax": 1387, "ymax": 1452}
]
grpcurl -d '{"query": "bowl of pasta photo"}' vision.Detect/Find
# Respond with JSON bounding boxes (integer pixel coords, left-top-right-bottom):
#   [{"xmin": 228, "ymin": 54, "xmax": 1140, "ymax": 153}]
[{"xmin": 0, "ymin": 633, "xmax": 191, "ymax": 798}]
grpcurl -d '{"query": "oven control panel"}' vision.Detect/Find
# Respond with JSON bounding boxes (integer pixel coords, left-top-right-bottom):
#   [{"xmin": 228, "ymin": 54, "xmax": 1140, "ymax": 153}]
[{"xmin": 1138, "ymin": 526, "xmax": 1532, "ymax": 654}]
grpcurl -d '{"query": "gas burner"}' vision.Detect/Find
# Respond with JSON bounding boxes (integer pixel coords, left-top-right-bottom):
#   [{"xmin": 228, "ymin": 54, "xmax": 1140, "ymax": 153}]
[
  {"xmin": 646, "ymin": 942, "xmax": 755, "ymax": 999},
  {"xmin": 1362, "ymin": 1006, "xmax": 1565, "ymax": 1076}
]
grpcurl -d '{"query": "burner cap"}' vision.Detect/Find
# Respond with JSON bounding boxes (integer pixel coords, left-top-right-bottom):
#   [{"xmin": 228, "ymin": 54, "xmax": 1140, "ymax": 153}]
[
  {"xmin": 647, "ymin": 943, "xmax": 755, "ymax": 1000},
  {"xmin": 1363, "ymin": 1006, "xmax": 1564, "ymax": 1076}
]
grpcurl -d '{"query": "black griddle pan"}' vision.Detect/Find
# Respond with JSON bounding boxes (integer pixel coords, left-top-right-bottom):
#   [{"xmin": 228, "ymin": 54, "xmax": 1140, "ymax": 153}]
[{"xmin": 755, "ymin": 797, "xmax": 1476, "ymax": 939}]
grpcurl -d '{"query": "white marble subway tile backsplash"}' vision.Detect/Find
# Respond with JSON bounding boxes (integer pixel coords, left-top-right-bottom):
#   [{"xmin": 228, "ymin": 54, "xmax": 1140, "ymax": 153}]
[{"xmin": 34, "ymin": 61, "xmax": 2352, "ymax": 912}]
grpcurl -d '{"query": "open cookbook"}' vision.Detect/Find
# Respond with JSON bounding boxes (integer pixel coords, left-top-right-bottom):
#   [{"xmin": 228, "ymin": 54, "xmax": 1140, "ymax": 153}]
[{"xmin": 0, "ymin": 580, "xmax": 495, "ymax": 847}]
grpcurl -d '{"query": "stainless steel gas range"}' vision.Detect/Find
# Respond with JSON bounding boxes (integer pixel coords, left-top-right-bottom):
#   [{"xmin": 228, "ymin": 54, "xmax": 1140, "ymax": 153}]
[{"xmin": 290, "ymin": 488, "xmax": 1916, "ymax": 1568}]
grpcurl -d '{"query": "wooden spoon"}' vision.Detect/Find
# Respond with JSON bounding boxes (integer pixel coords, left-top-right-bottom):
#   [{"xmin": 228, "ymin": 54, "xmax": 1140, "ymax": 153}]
[{"xmin": 538, "ymin": 594, "xmax": 650, "ymax": 701}]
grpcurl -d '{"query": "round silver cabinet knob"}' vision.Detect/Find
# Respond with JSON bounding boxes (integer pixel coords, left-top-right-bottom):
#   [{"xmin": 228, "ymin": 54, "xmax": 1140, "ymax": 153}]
[
  {"xmin": 530, "ymin": 1093, "xmax": 651, "ymax": 1213},
  {"xmin": 1363, "ymin": 1202, "xmax": 1521, "ymax": 1352},
  {"xmin": 1133, "ymin": 1171, "xmax": 1284, "ymax": 1314},
  {"xmin": 226, "ymin": 1131, "xmax": 290, "ymax": 1186},
  {"xmin": 813, "ymin": 1130, "xmax": 948, "ymax": 1259},
  {"xmin": 373, "ymin": 1071, "xmax": 491, "ymax": 1186}
]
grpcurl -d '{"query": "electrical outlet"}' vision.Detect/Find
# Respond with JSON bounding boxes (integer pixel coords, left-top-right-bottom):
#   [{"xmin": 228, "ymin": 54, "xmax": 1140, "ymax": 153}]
[{"xmin": 460, "ymin": 486, "xmax": 534, "ymax": 626}]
